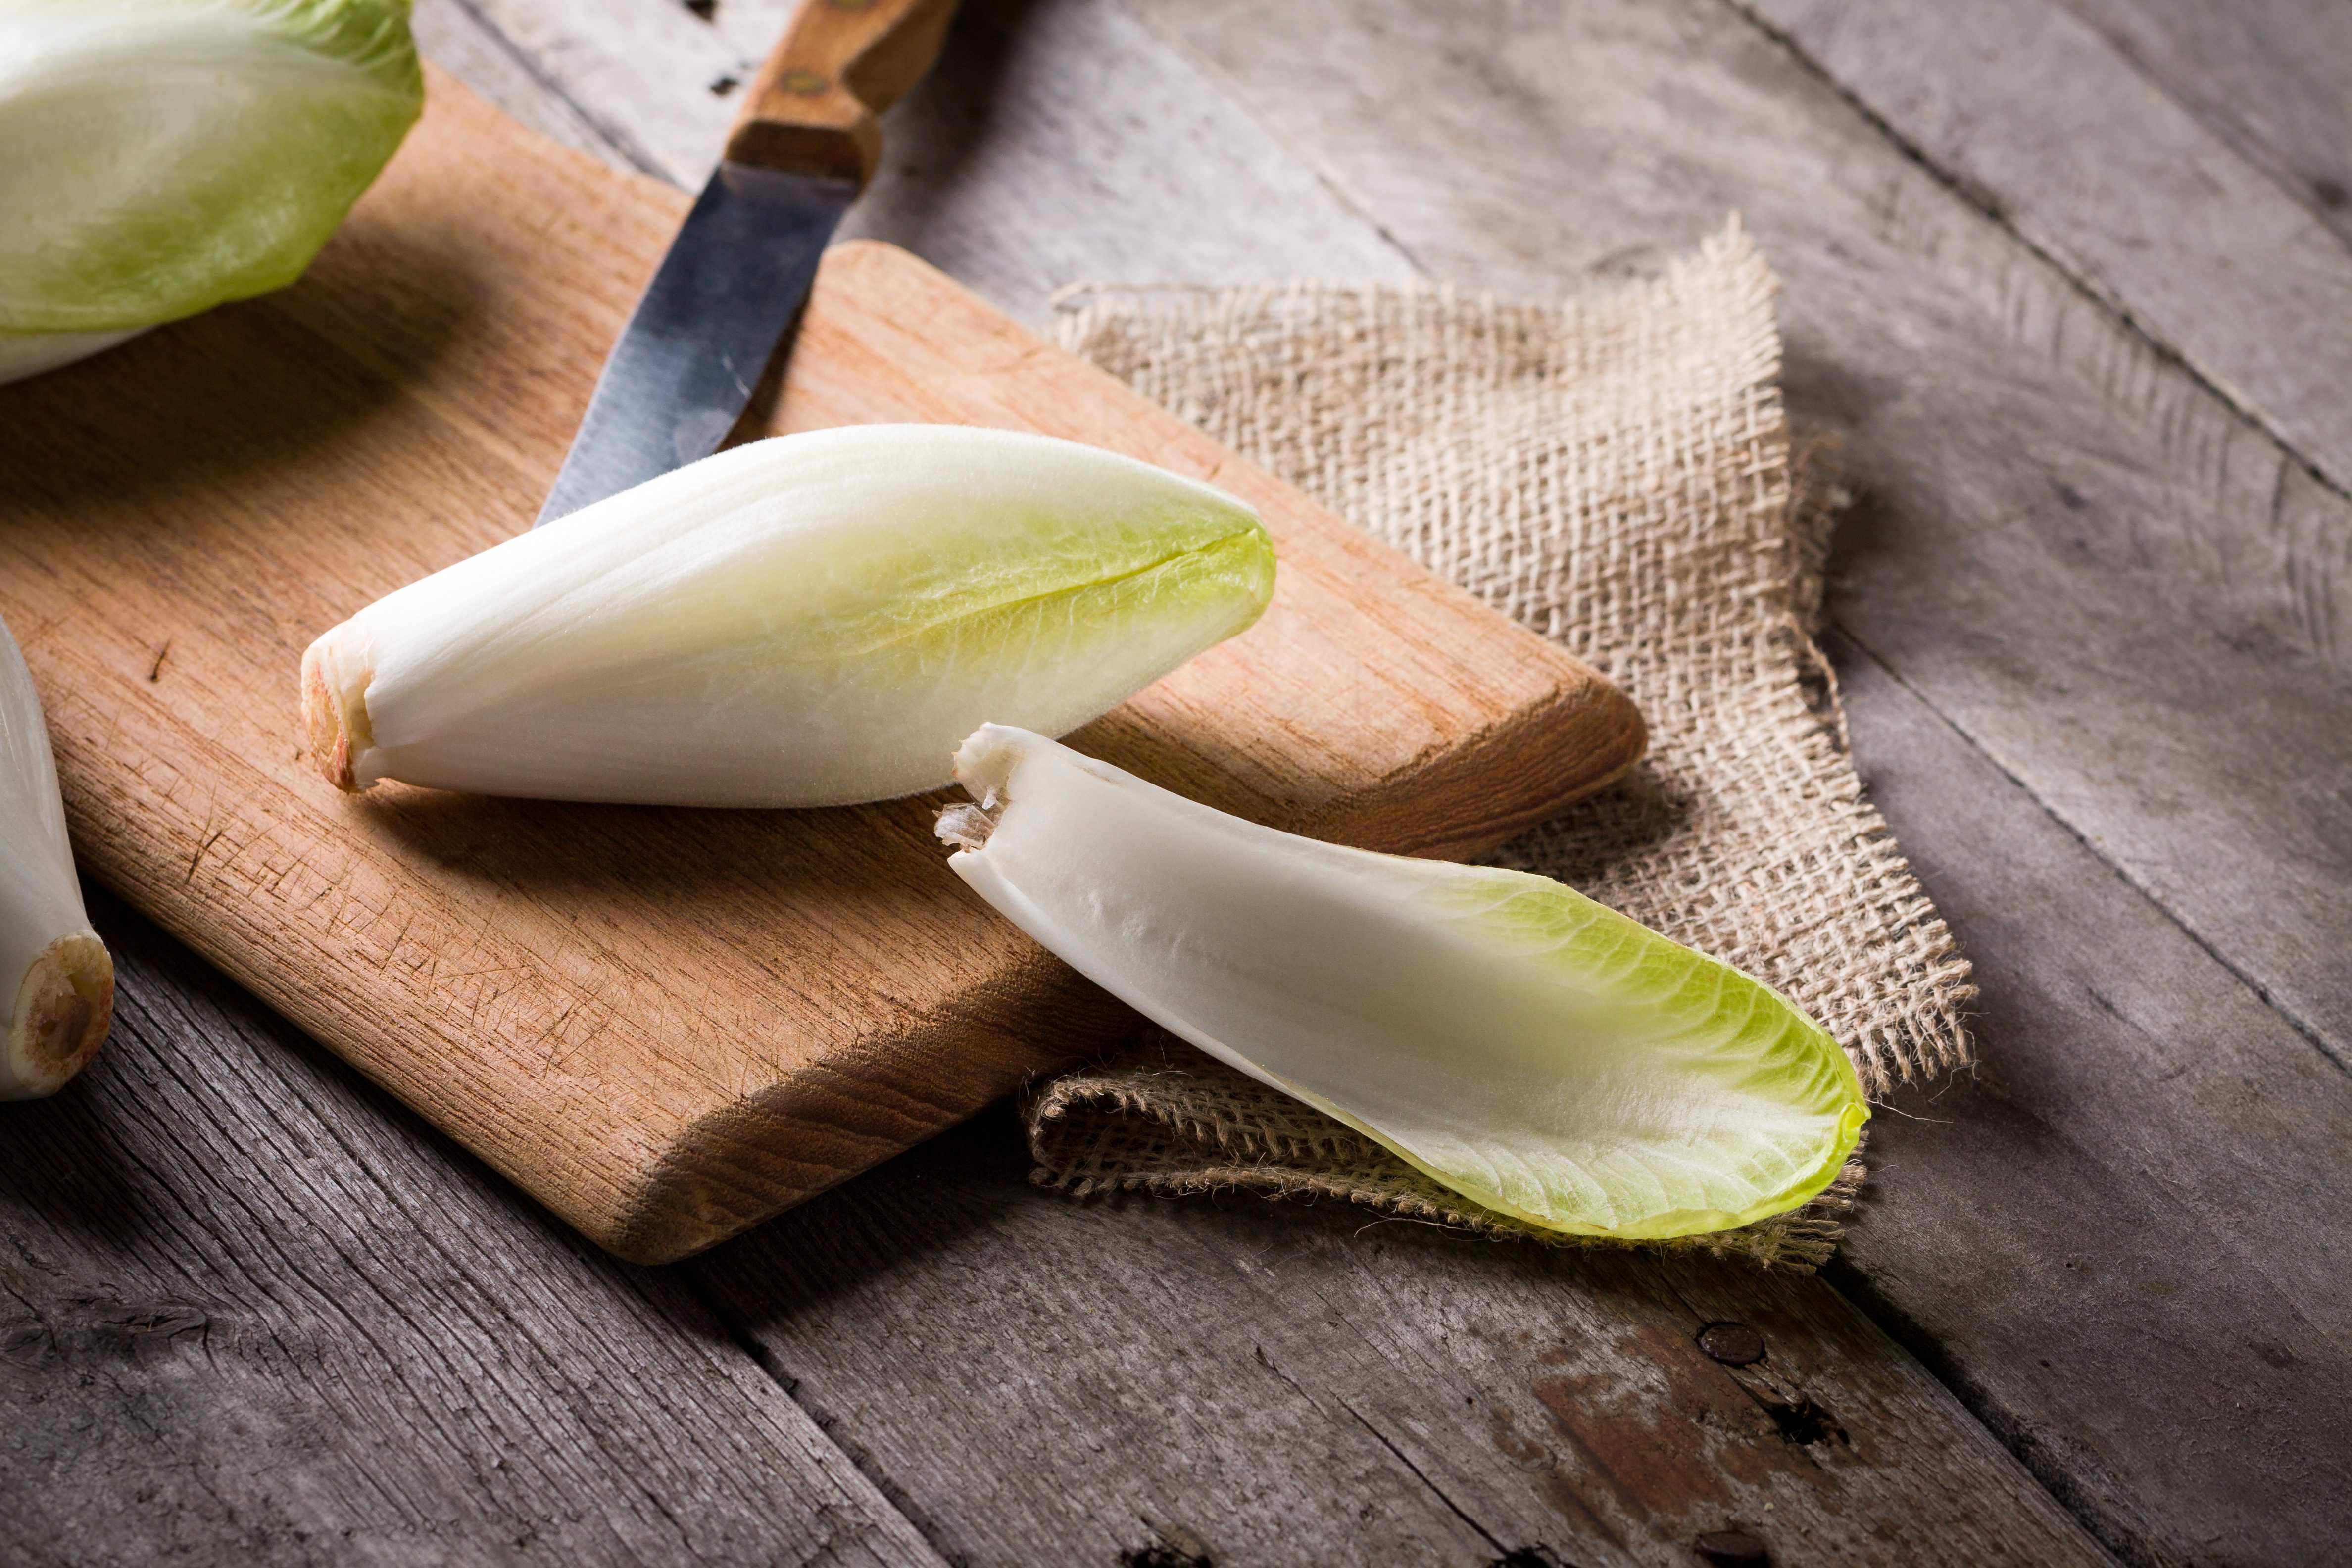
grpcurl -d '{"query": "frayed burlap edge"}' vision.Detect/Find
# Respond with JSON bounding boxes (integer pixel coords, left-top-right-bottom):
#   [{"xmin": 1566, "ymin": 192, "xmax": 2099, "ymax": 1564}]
[
  {"xmin": 1023, "ymin": 220, "xmax": 1972, "ymax": 1270},
  {"xmin": 1029, "ymin": 1035, "xmax": 1867, "ymax": 1270}
]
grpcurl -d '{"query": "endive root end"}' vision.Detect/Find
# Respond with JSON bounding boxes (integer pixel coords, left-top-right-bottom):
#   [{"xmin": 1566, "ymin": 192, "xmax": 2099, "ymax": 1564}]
[
  {"xmin": 7, "ymin": 933, "xmax": 113, "ymax": 1097},
  {"xmin": 300, "ymin": 638, "xmax": 369, "ymax": 792}
]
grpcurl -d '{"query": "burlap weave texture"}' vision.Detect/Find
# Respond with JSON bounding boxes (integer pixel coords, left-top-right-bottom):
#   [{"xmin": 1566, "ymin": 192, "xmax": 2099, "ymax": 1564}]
[{"xmin": 1029, "ymin": 221, "xmax": 1973, "ymax": 1269}]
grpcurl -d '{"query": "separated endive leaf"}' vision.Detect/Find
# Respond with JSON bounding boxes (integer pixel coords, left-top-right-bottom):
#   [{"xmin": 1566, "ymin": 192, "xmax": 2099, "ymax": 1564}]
[
  {"xmin": 0, "ymin": 0, "xmax": 423, "ymax": 381},
  {"xmin": 0, "ymin": 613, "xmax": 112, "ymax": 1099},
  {"xmin": 303, "ymin": 426, "xmax": 1276, "ymax": 807},
  {"xmin": 937, "ymin": 725, "xmax": 1866, "ymax": 1239}
]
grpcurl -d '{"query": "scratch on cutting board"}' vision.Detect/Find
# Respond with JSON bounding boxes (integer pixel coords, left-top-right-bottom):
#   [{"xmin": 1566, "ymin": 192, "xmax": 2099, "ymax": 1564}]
[{"xmin": 187, "ymin": 827, "xmax": 226, "ymax": 884}]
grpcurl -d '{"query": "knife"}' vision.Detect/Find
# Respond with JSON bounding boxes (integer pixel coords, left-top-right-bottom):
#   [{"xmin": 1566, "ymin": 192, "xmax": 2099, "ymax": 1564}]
[{"xmin": 536, "ymin": 0, "xmax": 961, "ymax": 526}]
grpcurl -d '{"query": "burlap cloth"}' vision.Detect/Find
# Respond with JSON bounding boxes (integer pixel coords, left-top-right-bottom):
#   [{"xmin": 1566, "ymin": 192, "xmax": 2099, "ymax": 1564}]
[{"xmin": 1027, "ymin": 220, "xmax": 1975, "ymax": 1269}]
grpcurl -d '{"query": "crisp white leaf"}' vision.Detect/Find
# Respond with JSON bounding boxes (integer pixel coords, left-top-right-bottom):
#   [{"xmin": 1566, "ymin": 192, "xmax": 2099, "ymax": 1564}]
[{"xmin": 940, "ymin": 725, "xmax": 1867, "ymax": 1239}]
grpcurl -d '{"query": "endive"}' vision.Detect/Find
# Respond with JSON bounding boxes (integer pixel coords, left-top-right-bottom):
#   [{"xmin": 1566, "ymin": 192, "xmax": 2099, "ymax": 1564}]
[
  {"xmin": 303, "ymin": 426, "xmax": 1276, "ymax": 807},
  {"xmin": 0, "ymin": 613, "xmax": 113, "ymax": 1100},
  {"xmin": 0, "ymin": 0, "xmax": 424, "ymax": 384},
  {"xmin": 937, "ymin": 725, "xmax": 1867, "ymax": 1239}
]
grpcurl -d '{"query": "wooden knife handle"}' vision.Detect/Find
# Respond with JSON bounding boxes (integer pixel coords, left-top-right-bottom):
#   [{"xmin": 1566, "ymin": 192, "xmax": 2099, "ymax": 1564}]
[{"xmin": 725, "ymin": 0, "xmax": 960, "ymax": 188}]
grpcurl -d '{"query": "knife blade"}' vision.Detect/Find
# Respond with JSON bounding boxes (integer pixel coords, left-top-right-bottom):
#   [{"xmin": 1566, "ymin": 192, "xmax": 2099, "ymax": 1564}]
[{"xmin": 537, "ymin": 0, "xmax": 961, "ymax": 526}]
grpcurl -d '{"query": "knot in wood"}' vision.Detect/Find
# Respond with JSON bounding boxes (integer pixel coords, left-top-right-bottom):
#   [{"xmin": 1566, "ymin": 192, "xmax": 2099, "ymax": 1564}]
[{"xmin": 1697, "ymin": 1321, "xmax": 1766, "ymax": 1367}]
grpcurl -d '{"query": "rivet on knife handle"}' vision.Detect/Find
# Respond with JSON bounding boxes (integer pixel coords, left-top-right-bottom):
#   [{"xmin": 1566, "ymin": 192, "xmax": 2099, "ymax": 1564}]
[
  {"xmin": 726, "ymin": 0, "xmax": 961, "ymax": 188},
  {"xmin": 534, "ymin": 0, "xmax": 961, "ymax": 527}
]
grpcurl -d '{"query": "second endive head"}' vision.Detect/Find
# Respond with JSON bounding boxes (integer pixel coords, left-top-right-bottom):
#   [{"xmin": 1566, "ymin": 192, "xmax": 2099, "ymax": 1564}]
[{"xmin": 300, "ymin": 425, "xmax": 1276, "ymax": 807}]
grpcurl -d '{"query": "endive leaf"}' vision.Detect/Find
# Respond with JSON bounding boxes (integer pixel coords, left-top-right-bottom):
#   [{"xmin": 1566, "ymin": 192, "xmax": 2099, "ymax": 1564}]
[
  {"xmin": 303, "ymin": 426, "xmax": 1276, "ymax": 807},
  {"xmin": 0, "ymin": 0, "xmax": 422, "ymax": 343},
  {"xmin": 939, "ymin": 725, "xmax": 1867, "ymax": 1239},
  {"xmin": 0, "ymin": 611, "xmax": 112, "ymax": 1099}
]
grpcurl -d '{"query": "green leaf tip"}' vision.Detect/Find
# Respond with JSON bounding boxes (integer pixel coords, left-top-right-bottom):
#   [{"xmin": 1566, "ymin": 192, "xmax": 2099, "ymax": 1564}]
[
  {"xmin": 943, "ymin": 725, "xmax": 1869, "ymax": 1242},
  {"xmin": 0, "ymin": 0, "xmax": 425, "ymax": 337}
]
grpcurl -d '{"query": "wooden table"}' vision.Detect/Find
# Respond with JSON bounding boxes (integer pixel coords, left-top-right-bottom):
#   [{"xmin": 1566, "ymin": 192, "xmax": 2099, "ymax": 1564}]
[{"xmin": 5, "ymin": 2, "xmax": 2345, "ymax": 1564}]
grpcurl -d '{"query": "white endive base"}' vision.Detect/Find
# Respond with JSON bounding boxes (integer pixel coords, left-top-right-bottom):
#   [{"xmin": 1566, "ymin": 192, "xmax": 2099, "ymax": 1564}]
[{"xmin": 3, "ymin": 931, "xmax": 113, "ymax": 1099}]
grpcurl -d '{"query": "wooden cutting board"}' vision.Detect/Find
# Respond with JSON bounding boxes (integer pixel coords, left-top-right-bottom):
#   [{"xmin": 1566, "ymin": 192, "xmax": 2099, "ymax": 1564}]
[{"xmin": 0, "ymin": 71, "xmax": 1643, "ymax": 1263}]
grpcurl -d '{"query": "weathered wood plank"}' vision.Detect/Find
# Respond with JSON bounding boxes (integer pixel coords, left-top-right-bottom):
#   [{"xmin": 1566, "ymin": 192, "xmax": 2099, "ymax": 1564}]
[
  {"xmin": 1720, "ymin": 0, "xmax": 2352, "ymax": 1057},
  {"xmin": 407, "ymin": 0, "xmax": 649, "ymax": 173},
  {"xmin": 2050, "ymin": 0, "xmax": 2352, "ymax": 248},
  {"xmin": 836, "ymin": 0, "xmax": 1421, "ymax": 310},
  {"xmin": 1, "ymin": 892, "xmax": 942, "ymax": 1568},
  {"xmin": 414, "ymin": 0, "xmax": 800, "ymax": 186},
  {"xmin": 691, "ymin": 1111, "xmax": 2116, "ymax": 1568},
  {"xmin": 416, "ymin": 0, "xmax": 1420, "ymax": 306},
  {"xmin": 1739, "ymin": 0, "xmax": 2352, "ymax": 509},
  {"xmin": 1823, "ymin": 634, "xmax": 2352, "ymax": 1567}
]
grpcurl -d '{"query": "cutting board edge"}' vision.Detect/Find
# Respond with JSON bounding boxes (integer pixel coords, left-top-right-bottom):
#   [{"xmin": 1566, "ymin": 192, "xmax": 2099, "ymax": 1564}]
[
  {"xmin": 602, "ymin": 957, "xmax": 1124, "ymax": 1263},
  {"xmin": 595, "ymin": 682, "xmax": 1649, "ymax": 1265},
  {"xmin": 1303, "ymin": 666, "xmax": 1648, "ymax": 859},
  {"xmin": 3, "ymin": 73, "xmax": 1660, "ymax": 1268}
]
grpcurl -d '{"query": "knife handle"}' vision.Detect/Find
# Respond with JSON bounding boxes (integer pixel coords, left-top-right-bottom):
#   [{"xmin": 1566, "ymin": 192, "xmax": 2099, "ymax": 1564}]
[{"xmin": 726, "ymin": 0, "xmax": 961, "ymax": 188}]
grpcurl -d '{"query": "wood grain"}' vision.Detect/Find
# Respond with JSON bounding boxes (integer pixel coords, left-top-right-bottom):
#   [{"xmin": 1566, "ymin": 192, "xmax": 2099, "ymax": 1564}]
[
  {"xmin": 1, "ymin": 891, "xmax": 941, "ymax": 1568},
  {"xmin": 1742, "ymin": 0, "xmax": 2352, "ymax": 513},
  {"xmin": 1823, "ymin": 637, "xmax": 2352, "ymax": 1568},
  {"xmin": 410, "ymin": 0, "xmax": 804, "ymax": 185},
  {"xmin": 2052, "ymin": 0, "xmax": 2352, "ymax": 250},
  {"xmin": 415, "ymin": 0, "xmax": 1423, "ymax": 300},
  {"xmin": 0, "ymin": 70, "xmax": 1641, "ymax": 1265},
  {"xmin": 691, "ymin": 1109, "xmax": 2117, "ymax": 1568},
  {"xmin": 406, "ymin": 0, "xmax": 658, "ymax": 176}
]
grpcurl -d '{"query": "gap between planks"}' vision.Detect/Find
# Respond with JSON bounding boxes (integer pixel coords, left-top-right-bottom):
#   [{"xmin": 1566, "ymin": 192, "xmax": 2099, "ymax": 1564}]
[
  {"xmin": 1724, "ymin": 0, "xmax": 2352, "ymax": 517},
  {"xmin": 1711, "ymin": 0, "xmax": 2352, "ymax": 1072},
  {"xmin": 1832, "ymin": 612, "xmax": 2342, "ymax": 1075}
]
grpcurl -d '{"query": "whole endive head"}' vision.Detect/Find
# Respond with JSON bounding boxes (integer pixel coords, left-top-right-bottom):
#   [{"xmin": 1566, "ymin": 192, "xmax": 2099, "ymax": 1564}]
[
  {"xmin": 0, "ymin": 612, "xmax": 113, "ymax": 1100},
  {"xmin": 0, "ymin": 0, "xmax": 424, "ymax": 382},
  {"xmin": 301, "ymin": 425, "xmax": 1277, "ymax": 807},
  {"xmin": 939, "ymin": 725, "xmax": 1868, "ymax": 1241}
]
